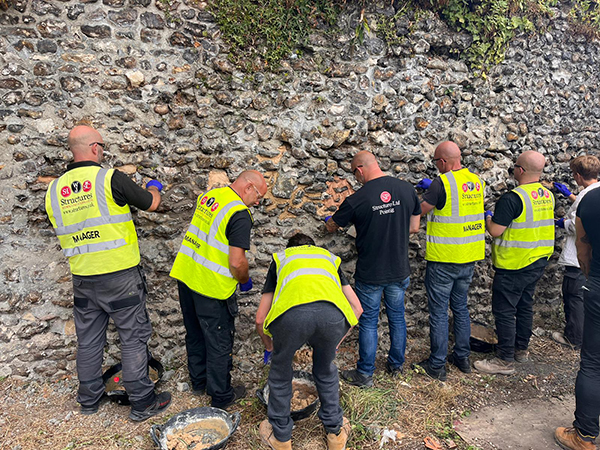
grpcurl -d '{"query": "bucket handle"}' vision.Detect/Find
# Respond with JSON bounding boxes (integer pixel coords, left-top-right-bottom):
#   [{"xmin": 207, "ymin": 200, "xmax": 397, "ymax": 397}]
[
  {"xmin": 230, "ymin": 411, "xmax": 241, "ymax": 433},
  {"xmin": 150, "ymin": 424, "xmax": 163, "ymax": 447}
]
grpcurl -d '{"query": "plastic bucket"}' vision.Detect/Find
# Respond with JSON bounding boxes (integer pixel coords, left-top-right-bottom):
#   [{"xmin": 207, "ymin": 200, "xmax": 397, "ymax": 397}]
[
  {"xmin": 150, "ymin": 407, "xmax": 241, "ymax": 450},
  {"xmin": 256, "ymin": 370, "xmax": 319, "ymax": 421},
  {"xmin": 102, "ymin": 356, "xmax": 164, "ymax": 405}
]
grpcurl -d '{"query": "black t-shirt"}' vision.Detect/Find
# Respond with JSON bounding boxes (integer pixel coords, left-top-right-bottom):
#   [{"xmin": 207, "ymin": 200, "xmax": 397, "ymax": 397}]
[
  {"xmin": 262, "ymin": 257, "xmax": 349, "ymax": 294},
  {"xmin": 577, "ymin": 188, "xmax": 600, "ymax": 277},
  {"xmin": 66, "ymin": 161, "xmax": 153, "ymax": 210},
  {"xmin": 332, "ymin": 176, "xmax": 421, "ymax": 284},
  {"xmin": 225, "ymin": 209, "xmax": 253, "ymax": 250},
  {"xmin": 422, "ymin": 177, "xmax": 447, "ymax": 210},
  {"xmin": 491, "ymin": 191, "xmax": 523, "ymax": 227}
]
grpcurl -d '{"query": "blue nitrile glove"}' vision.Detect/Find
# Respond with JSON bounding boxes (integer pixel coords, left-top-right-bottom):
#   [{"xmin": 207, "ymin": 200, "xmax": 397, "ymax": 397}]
[
  {"xmin": 484, "ymin": 210, "xmax": 494, "ymax": 219},
  {"xmin": 239, "ymin": 278, "xmax": 253, "ymax": 292},
  {"xmin": 324, "ymin": 215, "xmax": 332, "ymax": 223},
  {"xmin": 146, "ymin": 180, "xmax": 163, "ymax": 192},
  {"xmin": 263, "ymin": 350, "xmax": 272, "ymax": 365},
  {"xmin": 556, "ymin": 218, "xmax": 565, "ymax": 229},
  {"xmin": 553, "ymin": 182, "xmax": 572, "ymax": 198},
  {"xmin": 416, "ymin": 178, "xmax": 432, "ymax": 190}
]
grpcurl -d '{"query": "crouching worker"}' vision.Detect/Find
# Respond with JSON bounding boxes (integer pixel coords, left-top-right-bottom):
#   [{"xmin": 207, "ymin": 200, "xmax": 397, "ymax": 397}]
[{"xmin": 256, "ymin": 233, "xmax": 363, "ymax": 450}]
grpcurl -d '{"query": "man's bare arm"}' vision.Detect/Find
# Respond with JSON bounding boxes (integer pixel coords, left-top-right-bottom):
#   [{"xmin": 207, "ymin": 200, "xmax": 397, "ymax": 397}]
[{"xmin": 575, "ymin": 216, "xmax": 592, "ymax": 277}]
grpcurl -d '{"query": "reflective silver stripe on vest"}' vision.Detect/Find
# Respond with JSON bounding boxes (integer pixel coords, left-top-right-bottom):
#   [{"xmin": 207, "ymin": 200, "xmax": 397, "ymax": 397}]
[
  {"xmin": 427, "ymin": 234, "xmax": 485, "ymax": 245},
  {"xmin": 96, "ymin": 169, "xmax": 110, "ymax": 216},
  {"xmin": 273, "ymin": 268, "xmax": 341, "ymax": 305},
  {"xmin": 63, "ymin": 238, "xmax": 127, "ymax": 257},
  {"xmin": 49, "ymin": 179, "xmax": 63, "ymax": 228},
  {"xmin": 509, "ymin": 219, "xmax": 555, "ymax": 229},
  {"xmin": 430, "ymin": 171, "xmax": 483, "ymax": 224},
  {"xmin": 187, "ymin": 224, "xmax": 230, "ymax": 254},
  {"xmin": 178, "ymin": 244, "xmax": 234, "ymax": 278},
  {"xmin": 274, "ymin": 252, "xmax": 338, "ymax": 278},
  {"xmin": 55, "ymin": 213, "xmax": 132, "ymax": 236},
  {"xmin": 493, "ymin": 239, "xmax": 554, "ymax": 249},
  {"xmin": 514, "ymin": 187, "xmax": 534, "ymax": 223},
  {"xmin": 430, "ymin": 213, "xmax": 484, "ymax": 224},
  {"xmin": 446, "ymin": 171, "xmax": 460, "ymax": 217}
]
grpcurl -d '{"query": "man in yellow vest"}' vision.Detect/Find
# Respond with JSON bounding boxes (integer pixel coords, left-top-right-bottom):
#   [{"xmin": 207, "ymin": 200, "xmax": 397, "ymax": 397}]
[
  {"xmin": 255, "ymin": 233, "xmax": 363, "ymax": 450},
  {"xmin": 45, "ymin": 125, "xmax": 171, "ymax": 421},
  {"xmin": 475, "ymin": 151, "xmax": 555, "ymax": 375},
  {"xmin": 170, "ymin": 170, "xmax": 267, "ymax": 409},
  {"xmin": 414, "ymin": 141, "xmax": 485, "ymax": 381}
]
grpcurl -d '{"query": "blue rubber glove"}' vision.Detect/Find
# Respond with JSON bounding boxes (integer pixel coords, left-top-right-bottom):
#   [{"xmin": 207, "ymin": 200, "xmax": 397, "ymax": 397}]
[
  {"xmin": 239, "ymin": 278, "xmax": 253, "ymax": 292},
  {"xmin": 484, "ymin": 210, "xmax": 494, "ymax": 219},
  {"xmin": 146, "ymin": 180, "xmax": 163, "ymax": 192},
  {"xmin": 263, "ymin": 350, "xmax": 272, "ymax": 365},
  {"xmin": 555, "ymin": 218, "xmax": 565, "ymax": 228},
  {"xmin": 324, "ymin": 215, "xmax": 332, "ymax": 223},
  {"xmin": 553, "ymin": 182, "xmax": 572, "ymax": 198},
  {"xmin": 416, "ymin": 178, "xmax": 432, "ymax": 190}
]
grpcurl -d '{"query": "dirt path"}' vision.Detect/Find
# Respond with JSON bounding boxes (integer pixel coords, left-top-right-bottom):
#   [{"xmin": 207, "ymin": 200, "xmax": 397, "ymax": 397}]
[{"xmin": 0, "ymin": 334, "xmax": 580, "ymax": 450}]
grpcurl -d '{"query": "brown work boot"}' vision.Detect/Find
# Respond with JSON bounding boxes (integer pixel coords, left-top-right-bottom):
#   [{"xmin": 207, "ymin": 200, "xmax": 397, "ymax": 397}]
[
  {"xmin": 474, "ymin": 357, "xmax": 515, "ymax": 375},
  {"xmin": 555, "ymin": 427, "xmax": 597, "ymax": 450},
  {"xmin": 514, "ymin": 349, "xmax": 529, "ymax": 363},
  {"xmin": 327, "ymin": 416, "xmax": 351, "ymax": 450},
  {"xmin": 259, "ymin": 420, "xmax": 292, "ymax": 450}
]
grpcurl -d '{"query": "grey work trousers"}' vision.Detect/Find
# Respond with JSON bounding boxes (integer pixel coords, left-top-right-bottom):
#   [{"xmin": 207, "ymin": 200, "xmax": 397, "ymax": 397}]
[
  {"xmin": 72, "ymin": 265, "xmax": 154, "ymax": 408},
  {"xmin": 267, "ymin": 302, "xmax": 350, "ymax": 442}
]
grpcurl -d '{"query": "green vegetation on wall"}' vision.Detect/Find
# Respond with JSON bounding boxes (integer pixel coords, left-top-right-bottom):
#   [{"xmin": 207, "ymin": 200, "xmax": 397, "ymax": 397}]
[{"xmin": 569, "ymin": 0, "xmax": 600, "ymax": 39}]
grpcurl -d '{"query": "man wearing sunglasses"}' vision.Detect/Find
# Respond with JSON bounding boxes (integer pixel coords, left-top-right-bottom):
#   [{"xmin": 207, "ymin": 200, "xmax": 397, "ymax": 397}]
[
  {"xmin": 45, "ymin": 125, "xmax": 169, "ymax": 421},
  {"xmin": 414, "ymin": 141, "xmax": 485, "ymax": 381},
  {"xmin": 325, "ymin": 151, "xmax": 421, "ymax": 387},
  {"xmin": 475, "ymin": 151, "xmax": 555, "ymax": 375},
  {"xmin": 170, "ymin": 170, "xmax": 267, "ymax": 409}
]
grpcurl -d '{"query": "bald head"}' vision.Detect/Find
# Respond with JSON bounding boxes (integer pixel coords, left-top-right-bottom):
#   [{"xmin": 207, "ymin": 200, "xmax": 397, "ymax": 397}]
[
  {"xmin": 433, "ymin": 141, "xmax": 462, "ymax": 173},
  {"xmin": 350, "ymin": 151, "xmax": 384, "ymax": 183},
  {"xmin": 516, "ymin": 151, "xmax": 546, "ymax": 173},
  {"xmin": 231, "ymin": 170, "xmax": 267, "ymax": 207},
  {"xmin": 68, "ymin": 125, "xmax": 104, "ymax": 163},
  {"xmin": 351, "ymin": 151, "xmax": 378, "ymax": 169}
]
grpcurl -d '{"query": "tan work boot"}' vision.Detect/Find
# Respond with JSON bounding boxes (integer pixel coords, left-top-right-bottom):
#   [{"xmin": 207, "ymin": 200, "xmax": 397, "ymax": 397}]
[
  {"xmin": 514, "ymin": 349, "xmax": 529, "ymax": 363},
  {"xmin": 259, "ymin": 420, "xmax": 292, "ymax": 450},
  {"xmin": 555, "ymin": 427, "xmax": 597, "ymax": 450},
  {"xmin": 474, "ymin": 357, "xmax": 515, "ymax": 375},
  {"xmin": 327, "ymin": 416, "xmax": 351, "ymax": 450}
]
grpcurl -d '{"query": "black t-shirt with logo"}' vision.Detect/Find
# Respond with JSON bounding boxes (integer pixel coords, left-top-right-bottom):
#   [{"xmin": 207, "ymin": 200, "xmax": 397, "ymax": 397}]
[
  {"xmin": 577, "ymin": 187, "xmax": 600, "ymax": 278},
  {"xmin": 332, "ymin": 176, "xmax": 421, "ymax": 284}
]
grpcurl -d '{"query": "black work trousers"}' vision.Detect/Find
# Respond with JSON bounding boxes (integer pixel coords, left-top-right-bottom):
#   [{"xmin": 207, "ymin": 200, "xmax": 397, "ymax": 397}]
[
  {"xmin": 178, "ymin": 281, "xmax": 237, "ymax": 408},
  {"xmin": 562, "ymin": 266, "xmax": 586, "ymax": 348},
  {"xmin": 267, "ymin": 302, "xmax": 350, "ymax": 442},
  {"xmin": 574, "ymin": 275, "xmax": 600, "ymax": 442},
  {"xmin": 491, "ymin": 258, "xmax": 547, "ymax": 361},
  {"xmin": 73, "ymin": 265, "xmax": 155, "ymax": 409}
]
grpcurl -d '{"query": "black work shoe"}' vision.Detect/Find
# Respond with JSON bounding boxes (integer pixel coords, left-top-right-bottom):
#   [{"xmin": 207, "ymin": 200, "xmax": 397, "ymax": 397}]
[
  {"xmin": 447, "ymin": 353, "xmax": 472, "ymax": 374},
  {"xmin": 213, "ymin": 385, "xmax": 246, "ymax": 409},
  {"xmin": 385, "ymin": 360, "xmax": 404, "ymax": 377},
  {"xmin": 129, "ymin": 391, "xmax": 171, "ymax": 422},
  {"xmin": 80, "ymin": 393, "xmax": 106, "ymax": 415},
  {"xmin": 412, "ymin": 359, "xmax": 447, "ymax": 381},
  {"xmin": 340, "ymin": 369, "xmax": 374, "ymax": 388}
]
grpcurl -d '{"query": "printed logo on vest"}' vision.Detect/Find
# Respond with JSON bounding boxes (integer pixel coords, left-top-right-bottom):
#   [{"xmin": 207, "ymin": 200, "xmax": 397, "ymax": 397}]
[
  {"xmin": 83, "ymin": 180, "xmax": 92, "ymax": 192},
  {"xmin": 463, "ymin": 182, "xmax": 477, "ymax": 192},
  {"xmin": 544, "ymin": 189, "xmax": 550, "ymax": 198},
  {"xmin": 200, "ymin": 196, "xmax": 208, "ymax": 205},
  {"xmin": 380, "ymin": 191, "xmax": 391, "ymax": 203},
  {"xmin": 531, "ymin": 190, "xmax": 538, "ymax": 199},
  {"xmin": 538, "ymin": 187, "xmax": 545, "ymax": 198},
  {"xmin": 61, "ymin": 186, "xmax": 72, "ymax": 198},
  {"xmin": 206, "ymin": 197, "xmax": 215, "ymax": 207},
  {"xmin": 211, "ymin": 202, "xmax": 220, "ymax": 212},
  {"xmin": 71, "ymin": 181, "xmax": 82, "ymax": 194},
  {"xmin": 476, "ymin": 182, "xmax": 481, "ymax": 191}
]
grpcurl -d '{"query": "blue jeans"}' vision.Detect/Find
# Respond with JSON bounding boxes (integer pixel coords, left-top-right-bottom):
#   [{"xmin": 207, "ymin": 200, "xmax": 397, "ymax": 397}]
[
  {"xmin": 425, "ymin": 261, "xmax": 475, "ymax": 369},
  {"xmin": 355, "ymin": 278, "xmax": 410, "ymax": 376}
]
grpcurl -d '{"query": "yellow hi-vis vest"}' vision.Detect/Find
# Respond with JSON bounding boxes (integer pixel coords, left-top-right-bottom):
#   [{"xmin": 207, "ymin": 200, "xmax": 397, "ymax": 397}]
[
  {"xmin": 492, "ymin": 182, "xmax": 555, "ymax": 270},
  {"xmin": 426, "ymin": 168, "xmax": 485, "ymax": 263},
  {"xmin": 45, "ymin": 166, "xmax": 140, "ymax": 276},
  {"xmin": 262, "ymin": 245, "xmax": 358, "ymax": 337},
  {"xmin": 170, "ymin": 187, "xmax": 251, "ymax": 300}
]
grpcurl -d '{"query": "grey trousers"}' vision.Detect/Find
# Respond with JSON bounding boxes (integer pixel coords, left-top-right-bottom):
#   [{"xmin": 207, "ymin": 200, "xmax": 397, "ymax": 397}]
[
  {"xmin": 72, "ymin": 265, "xmax": 154, "ymax": 408},
  {"xmin": 267, "ymin": 301, "xmax": 350, "ymax": 442}
]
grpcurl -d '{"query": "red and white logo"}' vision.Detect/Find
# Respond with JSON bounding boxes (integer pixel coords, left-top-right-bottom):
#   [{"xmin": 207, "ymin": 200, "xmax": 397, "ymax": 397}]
[
  {"xmin": 200, "ymin": 196, "xmax": 208, "ymax": 205},
  {"xmin": 476, "ymin": 182, "xmax": 481, "ymax": 191},
  {"xmin": 544, "ymin": 190, "xmax": 550, "ymax": 198},
  {"xmin": 83, "ymin": 180, "xmax": 92, "ymax": 192},
  {"xmin": 531, "ymin": 191, "xmax": 538, "ymax": 200},
  {"xmin": 380, "ymin": 191, "xmax": 391, "ymax": 203},
  {"xmin": 462, "ymin": 183, "xmax": 468, "ymax": 192},
  {"xmin": 61, "ymin": 186, "xmax": 71, "ymax": 198},
  {"xmin": 211, "ymin": 202, "xmax": 219, "ymax": 212}
]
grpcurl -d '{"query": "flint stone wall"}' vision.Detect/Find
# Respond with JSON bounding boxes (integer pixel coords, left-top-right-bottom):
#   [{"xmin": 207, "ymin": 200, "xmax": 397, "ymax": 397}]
[{"xmin": 0, "ymin": 0, "xmax": 597, "ymax": 379}]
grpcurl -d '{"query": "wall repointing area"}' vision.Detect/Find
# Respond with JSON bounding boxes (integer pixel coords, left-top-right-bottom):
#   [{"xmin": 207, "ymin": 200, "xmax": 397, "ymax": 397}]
[{"xmin": 0, "ymin": 0, "xmax": 598, "ymax": 379}]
